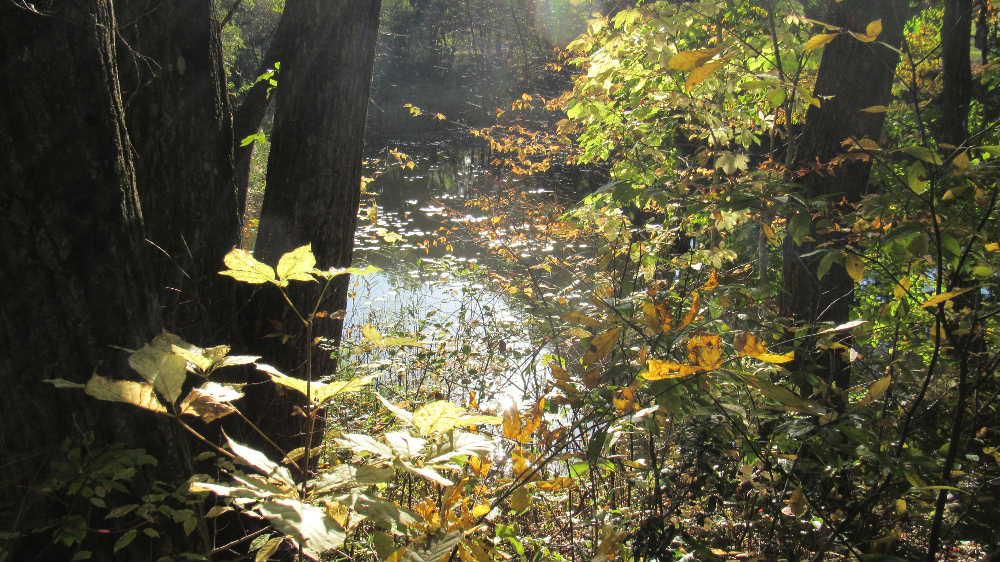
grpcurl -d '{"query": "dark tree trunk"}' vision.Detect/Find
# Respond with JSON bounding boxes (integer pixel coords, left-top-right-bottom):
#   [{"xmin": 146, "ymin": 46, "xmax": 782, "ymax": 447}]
[
  {"xmin": 940, "ymin": 0, "xmax": 974, "ymax": 145},
  {"xmin": 233, "ymin": 9, "xmax": 295, "ymax": 215},
  {"xmin": 116, "ymin": 1, "xmax": 242, "ymax": 341},
  {"xmin": 781, "ymin": 0, "xmax": 908, "ymax": 389},
  {"xmin": 0, "ymin": 0, "xmax": 160, "ymax": 549},
  {"xmin": 246, "ymin": 0, "xmax": 382, "ymax": 449}
]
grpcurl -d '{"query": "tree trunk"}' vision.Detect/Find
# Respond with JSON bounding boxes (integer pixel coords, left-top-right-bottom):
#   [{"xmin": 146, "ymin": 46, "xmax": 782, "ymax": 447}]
[
  {"xmin": 781, "ymin": 0, "xmax": 908, "ymax": 390},
  {"xmin": 940, "ymin": 0, "xmax": 973, "ymax": 145},
  {"xmin": 0, "ymin": 0, "xmax": 161, "ymax": 552},
  {"xmin": 233, "ymin": 8, "xmax": 296, "ymax": 215},
  {"xmin": 246, "ymin": 0, "xmax": 382, "ymax": 449},
  {"xmin": 116, "ymin": 1, "xmax": 242, "ymax": 341}
]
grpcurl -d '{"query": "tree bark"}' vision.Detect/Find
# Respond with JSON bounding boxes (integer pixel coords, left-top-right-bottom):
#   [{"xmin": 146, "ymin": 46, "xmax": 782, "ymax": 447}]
[
  {"xmin": 781, "ymin": 0, "xmax": 908, "ymax": 389},
  {"xmin": 246, "ymin": 0, "xmax": 382, "ymax": 449},
  {"xmin": 116, "ymin": 1, "xmax": 242, "ymax": 341},
  {"xmin": 940, "ymin": 0, "xmax": 974, "ymax": 145},
  {"xmin": 0, "ymin": 0, "xmax": 160, "ymax": 551}
]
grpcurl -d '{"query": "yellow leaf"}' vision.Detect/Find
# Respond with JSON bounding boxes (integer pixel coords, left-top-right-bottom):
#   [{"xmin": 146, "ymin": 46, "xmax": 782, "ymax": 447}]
[
  {"xmin": 687, "ymin": 334, "xmax": 723, "ymax": 370},
  {"xmin": 685, "ymin": 60, "xmax": 722, "ymax": 90},
  {"xmin": 701, "ymin": 270, "xmax": 719, "ymax": 291},
  {"xmin": 613, "ymin": 386, "xmax": 637, "ymax": 413},
  {"xmin": 219, "ymin": 248, "xmax": 276, "ymax": 285},
  {"xmin": 844, "ymin": 254, "xmax": 865, "ymax": 283},
  {"xmin": 803, "ymin": 33, "xmax": 838, "ymax": 52},
  {"xmin": 856, "ymin": 374, "xmax": 891, "ymax": 407},
  {"xmin": 735, "ymin": 333, "xmax": 794, "ymax": 364},
  {"xmin": 583, "ymin": 327, "xmax": 622, "ymax": 365},
  {"xmin": 535, "ymin": 477, "xmax": 576, "ymax": 491},
  {"xmin": 865, "ymin": 19, "xmax": 883, "ymax": 40},
  {"xmin": 668, "ymin": 48, "xmax": 720, "ymax": 71},
  {"xmin": 643, "ymin": 359, "xmax": 699, "ymax": 380},
  {"xmin": 468, "ymin": 456, "xmax": 491, "ymax": 478},
  {"xmin": 894, "ymin": 277, "xmax": 912, "ymax": 299},
  {"xmin": 985, "ymin": 242, "xmax": 1000, "ymax": 252},
  {"xmin": 921, "ymin": 287, "xmax": 974, "ymax": 308},
  {"xmin": 275, "ymin": 244, "xmax": 317, "ymax": 285},
  {"xmin": 678, "ymin": 291, "xmax": 700, "ymax": 329},
  {"xmin": 510, "ymin": 486, "xmax": 532, "ymax": 512}
]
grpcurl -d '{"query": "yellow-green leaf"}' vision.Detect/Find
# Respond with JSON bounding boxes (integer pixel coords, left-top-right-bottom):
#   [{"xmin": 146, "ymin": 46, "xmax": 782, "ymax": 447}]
[
  {"xmin": 856, "ymin": 374, "xmax": 891, "ymax": 407},
  {"xmin": 219, "ymin": 248, "xmax": 276, "ymax": 284},
  {"xmin": 129, "ymin": 334, "xmax": 189, "ymax": 404},
  {"xmin": 860, "ymin": 105, "xmax": 889, "ymax": 113},
  {"xmin": 276, "ymin": 244, "xmax": 317, "ymax": 284},
  {"xmin": 803, "ymin": 33, "xmax": 838, "ymax": 52},
  {"xmin": 256, "ymin": 537, "xmax": 284, "ymax": 562},
  {"xmin": 257, "ymin": 363, "xmax": 373, "ymax": 406},
  {"xmin": 411, "ymin": 400, "xmax": 501, "ymax": 435},
  {"xmin": 85, "ymin": 375, "xmax": 168, "ymax": 414},
  {"xmin": 844, "ymin": 254, "xmax": 865, "ymax": 283}
]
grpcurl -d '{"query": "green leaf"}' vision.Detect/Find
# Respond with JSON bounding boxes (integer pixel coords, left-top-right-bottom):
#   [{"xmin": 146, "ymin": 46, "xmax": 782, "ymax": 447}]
[
  {"xmin": 901, "ymin": 146, "xmax": 943, "ymax": 165},
  {"xmin": 257, "ymin": 499, "xmax": 346, "ymax": 559},
  {"xmin": 219, "ymin": 249, "xmax": 276, "ymax": 284},
  {"xmin": 113, "ymin": 529, "xmax": 138, "ymax": 553},
  {"xmin": 276, "ymin": 244, "xmax": 317, "ymax": 285},
  {"xmin": 84, "ymin": 375, "xmax": 167, "ymax": 414},
  {"xmin": 817, "ymin": 251, "xmax": 839, "ymax": 280},
  {"xmin": 906, "ymin": 161, "xmax": 929, "ymax": 194}
]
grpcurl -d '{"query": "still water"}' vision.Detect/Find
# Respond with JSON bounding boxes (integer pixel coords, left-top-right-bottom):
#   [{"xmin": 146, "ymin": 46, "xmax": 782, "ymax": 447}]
[{"xmin": 343, "ymin": 137, "xmax": 598, "ymax": 406}]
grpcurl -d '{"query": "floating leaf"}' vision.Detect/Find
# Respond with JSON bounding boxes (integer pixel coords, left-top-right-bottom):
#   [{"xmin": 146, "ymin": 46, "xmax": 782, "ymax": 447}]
[{"xmin": 219, "ymin": 248, "xmax": 276, "ymax": 284}]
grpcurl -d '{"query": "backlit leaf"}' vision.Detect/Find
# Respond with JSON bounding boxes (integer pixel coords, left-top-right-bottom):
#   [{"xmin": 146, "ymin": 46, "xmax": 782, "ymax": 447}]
[
  {"xmin": 668, "ymin": 48, "xmax": 720, "ymax": 71},
  {"xmin": 685, "ymin": 61, "xmax": 722, "ymax": 90},
  {"xmin": 921, "ymin": 287, "xmax": 974, "ymax": 308},
  {"xmin": 276, "ymin": 244, "xmax": 317, "ymax": 285},
  {"xmin": 219, "ymin": 248, "xmax": 276, "ymax": 284},
  {"xmin": 85, "ymin": 375, "xmax": 167, "ymax": 414},
  {"xmin": 803, "ymin": 33, "xmax": 838, "ymax": 52}
]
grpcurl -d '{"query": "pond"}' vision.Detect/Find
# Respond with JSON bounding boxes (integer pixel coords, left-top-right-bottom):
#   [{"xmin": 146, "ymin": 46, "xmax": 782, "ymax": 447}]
[{"xmin": 343, "ymin": 137, "xmax": 601, "ymax": 408}]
